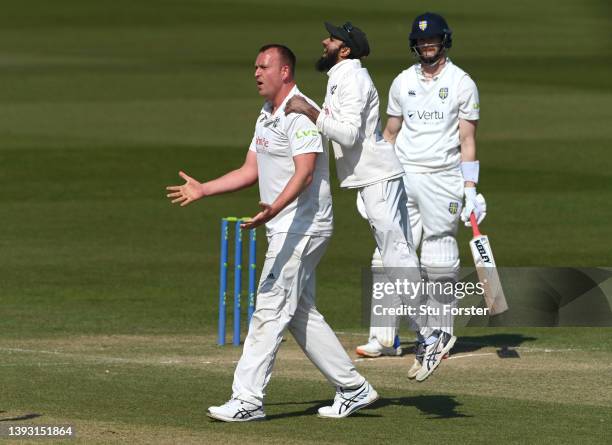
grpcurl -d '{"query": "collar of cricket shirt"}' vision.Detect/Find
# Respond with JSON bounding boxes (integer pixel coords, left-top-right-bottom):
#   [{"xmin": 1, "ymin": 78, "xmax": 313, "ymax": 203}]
[
  {"xmin": 264, "ymin": 85, "xmax": 300, "ymax": 116},
  {"xmin": 327, "ymin": 58, "xmax": 361, "ymax": 78},
  {"xmin": 416, "ymin": 57, "xmax": 453, "ymax": 82}
]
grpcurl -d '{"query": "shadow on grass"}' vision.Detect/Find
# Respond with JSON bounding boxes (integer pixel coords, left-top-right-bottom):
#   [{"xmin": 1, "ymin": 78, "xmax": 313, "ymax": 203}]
[
  {"xmin": 400, "ymin": 333, "xmax": 537, "ymax": 356},
  {"xmin": 0, "ymin": 413, "xmax": 43, "ymax": 422},
  {"xmin": 265, "ymin": 394, "xmax": 468, "ymax": 420},
  {"xmin": 375, "ymin": 395, "xmax": 471, "ymax": 419}
]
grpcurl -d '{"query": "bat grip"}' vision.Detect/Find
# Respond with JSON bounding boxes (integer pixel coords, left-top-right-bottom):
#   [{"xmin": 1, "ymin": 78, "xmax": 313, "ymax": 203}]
[{"xmin": 470, "ymin": 213, "xmax": 482, "ymax": 237}]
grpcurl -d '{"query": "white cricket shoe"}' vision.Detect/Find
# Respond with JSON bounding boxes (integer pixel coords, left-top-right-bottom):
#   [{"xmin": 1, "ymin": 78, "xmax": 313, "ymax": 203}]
[
  {"xmin": 355, "ymin": 338, "xmax": 402, "ymax": 358},
  {"xmin": 317, "ymin": 381, "xmax": 379, "ymax": 418},
  {"xmin": 207, "ymin": 398, "xmax": 266, "ymax": 422},
  {"xmin": 408, "ymin": 341, "xmax": 425, "ymax": 379},
  {"xmin": 415, "ymin": 331, "xmax": 456, "ymax": 382}
]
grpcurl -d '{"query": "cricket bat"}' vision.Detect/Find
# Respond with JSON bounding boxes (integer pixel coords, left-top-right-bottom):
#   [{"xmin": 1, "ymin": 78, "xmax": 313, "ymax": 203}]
[{"xmin": 469, "ymin": 213, "xmax": 509, "ymax": 315}]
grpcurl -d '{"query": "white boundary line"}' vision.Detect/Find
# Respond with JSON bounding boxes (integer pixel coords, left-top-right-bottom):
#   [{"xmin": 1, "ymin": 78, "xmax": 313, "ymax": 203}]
[
  {"xmin": 0, "ymin": 343, "xmax": 592, "ymax": 368},
  {"xmin": 0, "ymin": 347, "xmax": 215, "ymax": 366},
  {"xmin": 446, "ymin": 352, "xmax": 496, "ymax": 360}
]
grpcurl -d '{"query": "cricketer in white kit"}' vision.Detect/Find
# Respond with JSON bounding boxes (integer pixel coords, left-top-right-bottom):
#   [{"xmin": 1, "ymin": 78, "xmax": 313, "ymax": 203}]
[
  {"xmin": 374, "ymin": 12, "xmax": 487, "ymax": 381},
  {"xmin": 166, "ymin": 44, "xmax": 378, "ymax": 421},
  {"xmin": 285, "ymin": 22, "xmax": 426, "ymax": 352}
]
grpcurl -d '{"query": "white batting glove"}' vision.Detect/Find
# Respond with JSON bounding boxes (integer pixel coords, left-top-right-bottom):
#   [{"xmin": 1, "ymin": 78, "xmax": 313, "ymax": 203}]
[{"xmin": 461, "ymin": 187, "xmax": 487, "ymax": 227}]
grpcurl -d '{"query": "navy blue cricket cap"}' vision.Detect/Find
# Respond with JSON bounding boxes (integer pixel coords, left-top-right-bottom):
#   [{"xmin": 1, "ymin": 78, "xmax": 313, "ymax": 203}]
[
  {"xmin": 409, "ymin": 12, "xmax": 452, "ymax": 47},
  {"xmin": 325, "ymin": 21, "xmax": 370, "ymax": 58}
]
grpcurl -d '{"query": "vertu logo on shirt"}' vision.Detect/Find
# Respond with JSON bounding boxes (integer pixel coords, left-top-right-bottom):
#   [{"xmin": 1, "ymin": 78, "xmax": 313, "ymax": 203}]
[{"xmin": 408, "ymin": 110, "xmax": 445, "ymax": 121}]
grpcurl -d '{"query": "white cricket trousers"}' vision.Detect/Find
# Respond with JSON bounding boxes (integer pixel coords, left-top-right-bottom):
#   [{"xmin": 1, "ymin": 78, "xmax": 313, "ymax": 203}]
[
  {"xmin": 404, "ymin": 168, "xmax": 464, "ymax": 337},
  {"xmin": 232, "ymin": 232, "xmax": 364, "ymax": 406},
  {"xmin": 358, "ymin": 177, "xmax": 420, "ymax": 271},
  {"xmin": 358, "ymin": 177, "xmax": 424, "ymax": 346}
]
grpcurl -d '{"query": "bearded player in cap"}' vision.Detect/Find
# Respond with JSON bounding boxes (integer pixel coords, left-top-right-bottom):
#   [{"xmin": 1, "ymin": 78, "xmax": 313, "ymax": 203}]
[
  {"xmin": 285, "ymin": 23, "xmax": 427, "ymax": 363},
  {"xmin": 369, "ymin": 12, "xmax": 485, "ymax": 381}
]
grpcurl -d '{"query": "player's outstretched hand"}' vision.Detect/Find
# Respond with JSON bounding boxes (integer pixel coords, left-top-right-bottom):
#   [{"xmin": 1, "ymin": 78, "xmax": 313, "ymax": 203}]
[
  {"xmin": 461, "ymin": 188, "xmax": 487, "ymax": 227},
  {"xmin": 241, "ymin": 202, "xmax": 276, "ymax": 229},
  {"xmin": 166, "ymin": 171, "xmax": 205, "ymax": 207}
]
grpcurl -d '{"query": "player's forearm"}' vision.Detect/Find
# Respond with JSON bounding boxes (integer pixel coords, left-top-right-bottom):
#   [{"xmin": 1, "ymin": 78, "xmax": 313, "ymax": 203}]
[
  {"xmin": 460, "ymin": 119, "xmax": 478, "ymax": 187},
  {"xmin": 383, "ymin": 116, "xmax": 402, "ymax": 145},
  {"xmin": 201, "ymin": 167, "xmax": 258, "ymax": 197},
  {"xmin": 460, "ymin": 136, "xmax": 476, "ymax": 162},
  {"xmin": 269, "ymin": 170, "xmax": 314, "ymax": 215},
  {"xmin": 317, "ymin": 114, "xmax": 360, "ymax": 147},
  {"xmin": 460, "ymin": 138, "xmax": 477, "ymax": 187}
]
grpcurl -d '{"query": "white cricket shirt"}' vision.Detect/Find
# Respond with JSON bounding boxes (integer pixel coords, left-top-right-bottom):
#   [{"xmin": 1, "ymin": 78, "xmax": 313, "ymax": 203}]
[
  {"xmin": 316, "ymin": 59, "xmax": 404, "ymax": 188},
  {"xmin": 387, "ymin": 59, "xmax": 480, "ymax": 172},
  {"xmin": 249, "ymin": 86, "xmax": 333, "ymax": 237}
]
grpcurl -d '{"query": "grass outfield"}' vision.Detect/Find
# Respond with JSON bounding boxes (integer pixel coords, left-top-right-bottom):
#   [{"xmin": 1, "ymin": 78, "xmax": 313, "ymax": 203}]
[
  {"xmin": 1, "ymin": 0, "xmax": 611, "ymax": 443},
  {"xmin": 2, "ymin": 331, "xmax": 611, "ymax": 444}
]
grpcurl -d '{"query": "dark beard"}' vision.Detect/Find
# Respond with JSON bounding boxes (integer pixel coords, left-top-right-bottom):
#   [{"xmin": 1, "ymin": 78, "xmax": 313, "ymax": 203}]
[{"xmin": 315, "ymin": 47, "xmax": 339, "ymax": 72}]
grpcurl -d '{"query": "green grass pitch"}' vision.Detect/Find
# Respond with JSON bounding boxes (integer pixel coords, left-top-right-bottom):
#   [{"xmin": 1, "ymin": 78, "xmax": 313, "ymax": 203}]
[{"xmin": 1, "ymin": 0, "xmax": 611, "ymax": 443}]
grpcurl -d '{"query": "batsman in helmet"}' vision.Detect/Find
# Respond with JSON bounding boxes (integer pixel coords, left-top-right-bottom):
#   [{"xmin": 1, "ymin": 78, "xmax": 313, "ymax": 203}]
[{"xmin": 357, "ymin": 12, "xmax": 486, "ymax": 382}]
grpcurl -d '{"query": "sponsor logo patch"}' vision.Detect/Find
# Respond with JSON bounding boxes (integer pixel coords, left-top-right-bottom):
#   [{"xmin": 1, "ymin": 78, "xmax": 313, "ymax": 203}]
[
  {"xmin": 408, "ymin": 89, "xmax": 416, "ymax": 96},
  {"xmin": 414, "ymin": 110, "xmax": 444, "ymax": 120},
  {"xmin": 263, "ymin": 117, "xmax": 280, "ymax": 128},
  {"xmin": 330, "ymin": 85, "xmax": 337, "ymax": 95},
  {"xmin": 255, "ymin": 136, "xmax": 269, "ymax": 152},
  {"xmin": 295, "ymin": 129, "xmax": 319, "ymax": 139},
  {"xmin": 474, "ymin": 239, "xmax": 491, "ymax": 263}
]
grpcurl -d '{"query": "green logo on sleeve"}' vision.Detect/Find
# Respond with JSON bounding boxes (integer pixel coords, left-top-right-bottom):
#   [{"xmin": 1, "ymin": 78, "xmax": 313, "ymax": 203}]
[{"xmin": 295, "ymin": 129, "xmax": 319, "ymax": 139}]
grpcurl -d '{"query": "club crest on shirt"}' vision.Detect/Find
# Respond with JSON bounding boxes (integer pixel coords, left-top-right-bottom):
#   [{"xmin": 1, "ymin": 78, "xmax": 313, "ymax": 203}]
[
  {"xmin": 448, "ymin": 201, "xmax": 459, "ymax": 215},
  {"xmin": 419, "ymin": 20, "xmax": 428, "ymax": 31},
  {"xmin": 263, "ymin": 117, "xmax": 280, "ymax": 128},
  {"xmin": 439, "ymin": 87, "xmax": 449, "ymax": 100}
]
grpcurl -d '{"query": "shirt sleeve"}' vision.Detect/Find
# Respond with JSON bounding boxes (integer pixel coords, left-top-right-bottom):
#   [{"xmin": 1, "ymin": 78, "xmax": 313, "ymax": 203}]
[
  {"xmin": 387, "ymin": 75, "xmax": 403, "ymax": 117},
  {"xmin": 248, "ymin": 131, "xmax": 257, "ymax": 152},
  {"xmin": 286, "ymin": 114, "xmax": 324, "ymax": 157},
  {"xmin": 458, "ymin": 75, "xmax": 480, "ymax": 120},
  {"xmin": 315, "ymin": 73, "xmax": 368, "ymax": 147}
]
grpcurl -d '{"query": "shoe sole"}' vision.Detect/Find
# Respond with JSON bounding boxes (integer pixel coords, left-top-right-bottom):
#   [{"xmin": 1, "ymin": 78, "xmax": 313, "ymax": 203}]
[
  {"xmin": 356, "ymin": 347, "xmax": 402, "ymax": 358},
  {"xmin": 408, "ymin": 363, "xmax": 421, "ymax": 379},
  {"xmin": 415, "ymin": 336, "xmax": 456, "ymax": 382},
  {"xmin": 408, "ymin": 353, "xmax": 448, "ymax": 379},
  {"xmin": 355, "ymin": 347, "xmax": 382, "ymax": 358},
  {"xmin": 207, "ymin": 411, "xmax": 266, "ymax": 422},
  {"xmin": 317, "ymin": 390, "xmax": 380, "ymax": 419}
]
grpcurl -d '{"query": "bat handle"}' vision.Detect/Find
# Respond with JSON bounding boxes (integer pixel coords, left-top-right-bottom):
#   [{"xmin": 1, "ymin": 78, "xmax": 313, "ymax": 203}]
[{"xmin": 470, "ymin": 213, "xmax": 482, "ymax": 237}]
